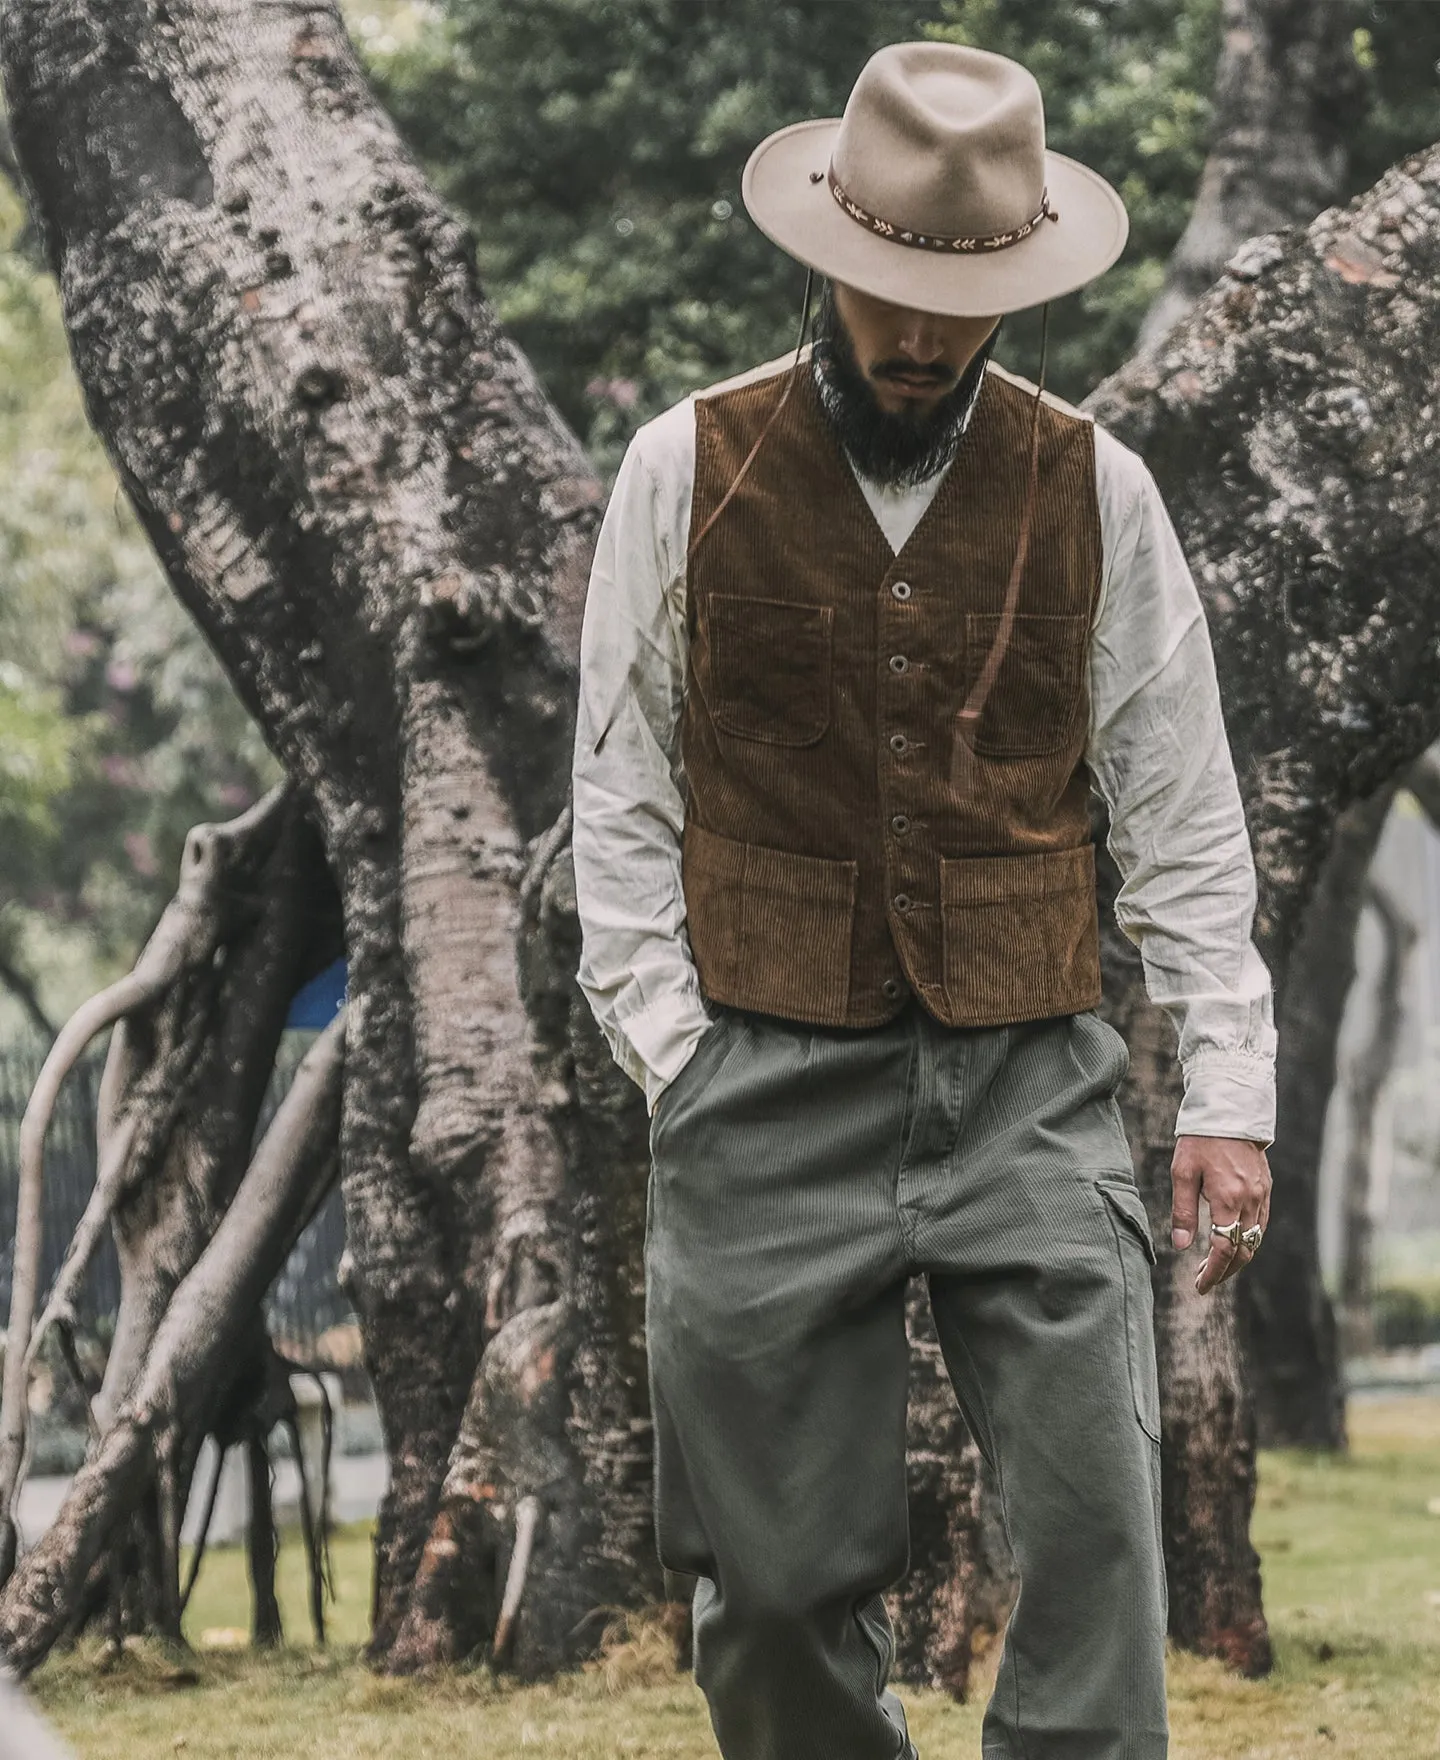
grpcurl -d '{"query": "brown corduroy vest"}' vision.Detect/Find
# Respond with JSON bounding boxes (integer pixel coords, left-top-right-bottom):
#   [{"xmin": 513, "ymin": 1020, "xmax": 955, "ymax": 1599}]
[{"xmin": 679, "ymin": 354, "xmax": 1105, "ymax": 1029}]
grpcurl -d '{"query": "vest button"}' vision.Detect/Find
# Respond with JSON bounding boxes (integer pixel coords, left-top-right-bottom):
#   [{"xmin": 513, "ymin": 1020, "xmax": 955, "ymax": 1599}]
[
  {"xmin": 889, "ymin": 654, "xmax": 909, "ymax": 674},
  {"xmin": 889, "ymin": 733, "xmax": 909, "ymax": 755},
  {"xmin": 891, "ymin": 814, "xmax": 911, "ymax": 835},
  {"xmin": 882, "ymin": 977, "xmax": 905, "ymax": 1002},
  {"xmin": 892, "ymin": 893, "xmax": 914, "ymax": 913},
  {"xmin": 890, "ymin": 580, "xmax": 912, "ymax": 601}
]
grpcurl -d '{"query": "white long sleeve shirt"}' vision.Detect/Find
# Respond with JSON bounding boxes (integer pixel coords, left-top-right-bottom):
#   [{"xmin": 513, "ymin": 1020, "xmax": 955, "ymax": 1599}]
[{"xmin": 571, "ymin": 351, "xmax": 1278, "ymax": 1144}]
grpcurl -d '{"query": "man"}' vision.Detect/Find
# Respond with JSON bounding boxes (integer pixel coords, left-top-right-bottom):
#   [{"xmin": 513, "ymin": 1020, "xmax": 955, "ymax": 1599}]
[{"xmin": 571, "ymin": 39, "xmax": 1276, "ymax": 1760}]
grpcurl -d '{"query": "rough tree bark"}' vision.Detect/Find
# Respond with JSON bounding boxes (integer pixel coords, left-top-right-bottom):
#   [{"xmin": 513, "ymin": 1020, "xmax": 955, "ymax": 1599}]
[
  {"xmin": 3, "ymin": 0, "xmax": 1439, "ymax": 1692},
  {"xmin": 1137, "ymin": 0, "xmax": 1367, "ymax": 353},
  {"xmin": 1087, "ymin": 137, "xmax": 1440, "ymax": 1668},
  {"xmin": 0, "ymin": 785, "xmax": 341, "ymax": 1631}
]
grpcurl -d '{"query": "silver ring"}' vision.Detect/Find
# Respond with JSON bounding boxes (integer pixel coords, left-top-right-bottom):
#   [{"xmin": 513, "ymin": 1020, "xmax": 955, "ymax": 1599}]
[
  {"xmin": 1241, "ymin": 1224, "xmax": 1264, "ymax": 1252},
  {"xmin": 1210, "ymin": 1220, "xmax": 1243, "ymax": 1247}
]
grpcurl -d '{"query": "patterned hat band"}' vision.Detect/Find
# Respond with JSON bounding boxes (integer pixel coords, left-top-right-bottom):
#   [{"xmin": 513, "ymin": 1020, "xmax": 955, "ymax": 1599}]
[{"xmin": 816, "ymin": 164, "xmax": 1060, "ymax": 254}]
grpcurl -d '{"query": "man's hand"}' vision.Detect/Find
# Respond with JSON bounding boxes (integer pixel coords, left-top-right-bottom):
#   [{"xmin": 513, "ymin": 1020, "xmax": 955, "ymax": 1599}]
[{"xmin": 1171, "ymin": 1135, "xmax": 1271, "ymax": 1296}]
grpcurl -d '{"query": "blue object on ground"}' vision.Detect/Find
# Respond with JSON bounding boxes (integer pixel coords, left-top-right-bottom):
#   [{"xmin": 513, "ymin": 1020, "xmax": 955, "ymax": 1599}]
[{"xmin": 286, "ymin": 957, "xmax": 347, "ymax": 1029}]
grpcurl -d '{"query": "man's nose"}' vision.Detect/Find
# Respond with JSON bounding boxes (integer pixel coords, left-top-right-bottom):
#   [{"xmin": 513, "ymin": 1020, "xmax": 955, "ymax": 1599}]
[{"xmin": 895, "ymin": 314, "xmax": 946, "ymax": 363}]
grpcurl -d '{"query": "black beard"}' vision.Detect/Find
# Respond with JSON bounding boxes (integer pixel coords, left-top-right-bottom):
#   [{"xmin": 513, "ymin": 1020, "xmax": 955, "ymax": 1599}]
[{"xmin": 809, "ymin": 281, "xmax": 1000, "ymax": 490}]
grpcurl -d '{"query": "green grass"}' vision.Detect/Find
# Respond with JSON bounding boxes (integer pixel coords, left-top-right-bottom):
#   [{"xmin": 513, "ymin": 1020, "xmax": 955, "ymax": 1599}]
[{"xmin": 27, "ymin": 1396, "xmax": 1440, "ymax": 1758}]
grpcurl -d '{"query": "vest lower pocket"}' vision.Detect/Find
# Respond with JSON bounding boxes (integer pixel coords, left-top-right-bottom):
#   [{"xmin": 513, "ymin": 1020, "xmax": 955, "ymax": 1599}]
[
  {"xmin": 706, "ymin": 593, "xmax": 834, "ymax": 747},
  {"xmin": 962, "ymin": 611, "xmax": 1088, "ymax": 757},
  {"xmin": 938, "ymin": 843, "xmax": 1101, "ymax": 1023},
  {"xmin": 681, "ymin": 822, "xmax": 857, "ymax": 1022}
]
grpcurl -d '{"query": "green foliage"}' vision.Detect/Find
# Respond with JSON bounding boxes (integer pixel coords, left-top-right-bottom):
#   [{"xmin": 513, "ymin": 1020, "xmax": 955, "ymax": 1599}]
[
  {"xmin": 369, "ymin": 0, "xmax": 927, "ymax": 475},
  {"xmin": 1374, "ymin": 1280, "xmax": 1440, "ymax": 1350},
  {"xmin": 1353, "ymin": 2, "xmax": 1440, "ymax": 191},
  {"xmin": 0, "ymin": 669, "xmax": 81, "ymax": 850}
]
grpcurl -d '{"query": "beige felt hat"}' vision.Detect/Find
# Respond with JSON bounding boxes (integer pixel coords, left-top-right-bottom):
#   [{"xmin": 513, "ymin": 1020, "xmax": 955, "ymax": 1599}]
[{"xmin": 742, "ymin": 41, "xmax": 1129, "ymax": 317}]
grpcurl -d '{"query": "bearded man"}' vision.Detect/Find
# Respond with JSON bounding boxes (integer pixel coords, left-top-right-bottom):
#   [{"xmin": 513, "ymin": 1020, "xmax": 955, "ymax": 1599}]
[{"xmin": 571, "ymin": 39, "xmax": 1276, "ymax": 1760}]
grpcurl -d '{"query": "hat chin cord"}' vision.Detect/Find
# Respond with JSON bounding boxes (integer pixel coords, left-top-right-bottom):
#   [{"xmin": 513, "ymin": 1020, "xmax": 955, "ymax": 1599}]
[{"xmin": 689, "ymin": 266, "xmax": 816, "ymax": 561}]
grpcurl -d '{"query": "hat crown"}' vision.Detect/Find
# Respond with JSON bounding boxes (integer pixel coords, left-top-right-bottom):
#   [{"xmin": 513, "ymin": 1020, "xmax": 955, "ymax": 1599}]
[{"xmin": 831, "ymin": 42, "xmax": 1047, "ymax": 243}]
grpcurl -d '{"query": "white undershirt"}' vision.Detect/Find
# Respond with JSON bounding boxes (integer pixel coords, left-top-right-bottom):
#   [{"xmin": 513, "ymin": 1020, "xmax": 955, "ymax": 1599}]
[{"xmin": 851, "ymin": 464, "xmax": 946, "ymax": 554}]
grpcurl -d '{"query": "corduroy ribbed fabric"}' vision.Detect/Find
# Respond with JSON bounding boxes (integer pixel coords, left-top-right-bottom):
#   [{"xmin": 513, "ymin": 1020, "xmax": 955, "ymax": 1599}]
[
  {"xmin": 680, "ymin": 360, "xmax": 1105, "ymax": 1029},
  {"xmin": 645, "ymin": 999, "xmax": 1169, "ymax": 1760}
]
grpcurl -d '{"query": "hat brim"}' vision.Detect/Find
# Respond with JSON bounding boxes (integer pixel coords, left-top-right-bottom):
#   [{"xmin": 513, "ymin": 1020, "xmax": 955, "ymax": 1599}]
[{"xmin": 742, "ymin": 118, "xmax": 1129, "ymax": 317}]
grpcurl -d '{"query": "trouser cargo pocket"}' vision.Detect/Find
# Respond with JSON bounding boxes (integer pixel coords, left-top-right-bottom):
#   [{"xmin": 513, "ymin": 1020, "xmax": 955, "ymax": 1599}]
[{"xmin": 1095, "ymin": 1177, "xmax": 1162, "ymax": 1444}]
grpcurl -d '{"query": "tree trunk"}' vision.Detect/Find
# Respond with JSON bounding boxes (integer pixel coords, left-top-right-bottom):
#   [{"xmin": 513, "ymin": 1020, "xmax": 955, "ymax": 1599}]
[
  {"xmin": 0, "ymin": 0, "xmax": 629, "ymax": 1677},
  {"xmin": 1235, "ymin": 744, "xmax": 1439, "ymax": 1450},
  {"xmin": 1, "ymin": 786, "xmax": 340, "ymax": 1605},
  {"xmin": 1086, "ymin": 134, "xmax": 1440, "ymax": 1666},
  {"xmin": 1238, "ymin": 786, "xmax": 1394, "ymax": 1448},
  {"xmin": 1096, "ymin": 851, "xmax": 1271, "ymax": 1674},
  {"xmin": 1136, "ymin": 0, "xmax": 1377, "ymax": 1456},
  {"xmin": 0, "ymin": 956, "xmax": 56, "ymax": 1042},
  {"xmin": 1137, "ymin": 0, "xmax": 1367, "ymax": 354},
  {"xmin": 0, "ymin": 1018, "xmax": 344, "ymax": 1673},
  {"xmin": 1337, "ymin": 883, "xmax": 1416, "ymax": 1355}
]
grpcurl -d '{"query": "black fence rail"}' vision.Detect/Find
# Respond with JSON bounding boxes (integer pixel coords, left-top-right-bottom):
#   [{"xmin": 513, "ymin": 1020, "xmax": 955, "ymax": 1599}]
[{"xmin": 0, "ymin": 1034, "xmax": 353, "ymax": 1365}]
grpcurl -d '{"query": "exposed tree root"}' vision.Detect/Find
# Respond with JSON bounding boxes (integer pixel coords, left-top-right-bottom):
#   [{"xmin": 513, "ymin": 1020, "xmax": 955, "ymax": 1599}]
[
  {"xmin": 0, "ymin": 1016, "xmax": 345, "ymax": 1675},
  {"xmin": 492, "ymin": 1495, "xmax": 544, "ymax": 1663},
  {"xmin": 0, "ymin": 789, "xmax": 297, "ymax": 1572}
]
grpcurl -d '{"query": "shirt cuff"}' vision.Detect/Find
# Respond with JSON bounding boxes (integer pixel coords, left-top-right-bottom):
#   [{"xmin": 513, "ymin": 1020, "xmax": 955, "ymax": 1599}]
[
  {"xmin": 1174, "ymin": 1051, "xmax": 1276, "ymax": 1147},
  {"xmin": 612, "ymin": 990, "xmax": 717, "ymax": 1115}
]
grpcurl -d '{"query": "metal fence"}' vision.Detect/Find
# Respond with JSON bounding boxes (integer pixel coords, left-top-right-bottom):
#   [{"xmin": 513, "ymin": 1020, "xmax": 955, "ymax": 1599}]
[{"xmin": 0, "ymin": 1034, "xmax": 353, "ymax": 1363}]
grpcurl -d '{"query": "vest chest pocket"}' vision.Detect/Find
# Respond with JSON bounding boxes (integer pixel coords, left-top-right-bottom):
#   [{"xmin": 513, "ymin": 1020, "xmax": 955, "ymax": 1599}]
[
  {"xmin": 705, "ymin": 594, "xmax": 834, "ymax": 747},
  {"xmin": 963, "ymin": 611, "xmax": 1089, "ymax": 757}
]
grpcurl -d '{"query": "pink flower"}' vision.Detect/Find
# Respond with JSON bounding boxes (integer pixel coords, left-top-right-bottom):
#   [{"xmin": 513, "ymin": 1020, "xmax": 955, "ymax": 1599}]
[{"xmin": 585, "ymin": 376, "xmax": 640, "ymax": 411}]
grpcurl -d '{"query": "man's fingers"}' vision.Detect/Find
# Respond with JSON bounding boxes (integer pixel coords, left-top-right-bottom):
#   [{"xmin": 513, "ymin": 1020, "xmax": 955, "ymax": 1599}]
[
  {"xmin": 1171, "ymin": 1161, "xmax": 1201, "ymax": 1251},
  {"xmin": 1194, "ymin": 1228, "xmax": 1239, "ymax": 1295},
  {"xmin": 1198, "ymin": 1189, "xmax": 1266, "ymax": 1292},
  {"xmin": 1176, "ymin": 1136, "xmax": 1273, "ymax": 1297},
  {"xmin": 1215, "ymin": 1240, "xmax": 1257, "ymax": 1287},
  {"xmin": 1217, "ymin": 1191, "xmax": 1268, "ymax": 1285}
]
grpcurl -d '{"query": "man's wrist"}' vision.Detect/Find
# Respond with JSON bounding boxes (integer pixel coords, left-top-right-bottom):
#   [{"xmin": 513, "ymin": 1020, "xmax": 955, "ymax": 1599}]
[{"xmin": 1174, "ymin": 1131, "xmax": 1271, "ymax": 1152}]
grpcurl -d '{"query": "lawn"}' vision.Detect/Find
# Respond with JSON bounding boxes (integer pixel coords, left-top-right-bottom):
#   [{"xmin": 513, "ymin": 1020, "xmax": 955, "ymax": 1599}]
[{"xmin": 27, "ymin": 1396, "xmax": 1440, "ymax": 1758}]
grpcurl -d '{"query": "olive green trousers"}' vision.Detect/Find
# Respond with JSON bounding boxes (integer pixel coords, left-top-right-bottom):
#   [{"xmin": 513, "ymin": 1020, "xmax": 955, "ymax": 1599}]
[{"xmin": 645, "ymin": 998, "xmax": 1168, "ymax": 1759}]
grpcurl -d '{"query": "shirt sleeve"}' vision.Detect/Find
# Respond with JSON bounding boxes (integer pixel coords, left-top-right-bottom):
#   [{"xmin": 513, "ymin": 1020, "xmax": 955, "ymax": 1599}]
[
  {"xmin": 571, "ymin": 412, "xmax": 717, "ymax": 1115},
  {"xmin": 1087, "ymin": 433, "xmax": 1279, "ymax": 1146}
]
